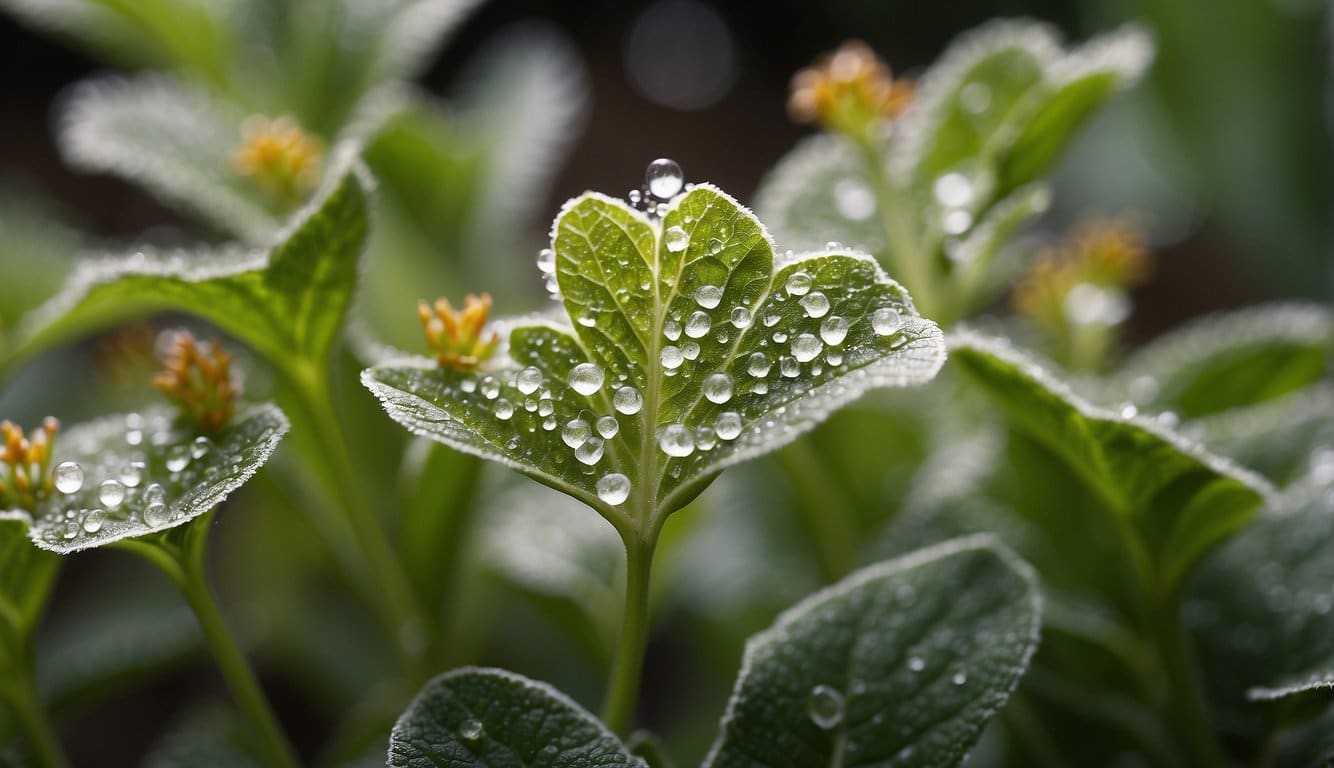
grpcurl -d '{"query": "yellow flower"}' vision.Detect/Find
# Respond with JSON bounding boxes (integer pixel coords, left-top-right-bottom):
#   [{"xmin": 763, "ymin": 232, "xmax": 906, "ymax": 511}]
[
  {"xmin": 0, "ymin": 416, "xmax": 59, "ymax": 510},
  {"xmin": 418, "ymin": 294, "xmax": 500, "ymax": 370},
  {"xmin": 153, "ymin": 330, "xmax": 239, "ymax": 434},
  {"xmin": 789, "ymin": 40, "xmax": 914, "ymax": 139},
  {"xmin": 232, "ymin": 115, "xmax": 324, "ymax": 210}
]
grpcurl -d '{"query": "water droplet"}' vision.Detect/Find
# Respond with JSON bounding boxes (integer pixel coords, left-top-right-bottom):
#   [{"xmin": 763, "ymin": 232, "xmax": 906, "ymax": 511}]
[
  {"xmin": 97, "ymin": 479, "xmax": 126, "ymax": 509},
  {"xmin": 772, "ymin": 331, "xmax": 788, "ymax": 343},
  {"xmin": 833, "ymin": 178, "xmax": 875, "ymax": 221},
  {"xmin": 596, "ymin": 415, "xmax": 619, "ymax": 439},
  {"xmin": 960, "ymin": 82, "xmax": 991, "ymax": 114},
  {"xmin": 54, "ymin": 462, "xmax": 84, "ymax": 494},
  {"xmin": 144, "ymin": 483, "xmax": 166, "ymax": 505},
  {"xmin": 494, "ymin": 399, "xmax": 514, "ymax": 420},
  {"xmin": 1120, "ymin": 403, "xmax": 1139, "ymax": 419},
  {"xmin": 751, "ymin": 381, "xmax": 769, "ymax": 394},
  {"xmin": 908, "ymin": 656, "xmax": 925, "ymax": 672},
  {"xmin": 461, "ymin": 379, "xmax": 477, "ymax": 394},
  {"xmin": 792, "ymin": 334, "xmax": 823, "ymax": 363},
  {"xmin": 825, "ymin": 241, "xmax": 842, "ymax": 250},
  {"xmin": 730, "ymin": 306, "xmax": 752, "ymax": 329},
  {"xmin": 191, "ymin": 436, "xmax": 212, "ymax": 459},
  {"xmin": 703, "ymin": 373, "xmax": 733, "ymax": 404},
  {"xmin": 715, "ymin": 412, "xmax": 742, "ymax": 440},
  {"xmin": 785, "ymin": 272, "xmax": 812, "ymax": 296},
  {"xmin": 941, "ymin": 209, "xmax": 973, "ymax": 235},
  {"xmin": 569, "ymin": 363, "xmax": 605, "ymax": 395},
  {"xmin": 871, "ymin": 307, "xmax": 902, "ymax": 335},
  {"xmin": 664, "ymin": 320, "xmax": 683, "ymax": 341},
  {"xmin": 695, "ymin": 285, "xmax": 723, "ymax": 309},
  {"xmin": 646, "ymin": 158, "xmax": 684, "ymax": 200},
  {"xmin": 708, "ymin": 239, "xmax": 723, "ymax": 256},
  {"xmin": 661, "ymin": 346, "xmax": 684, "ymax": 369},
  {"xmin": 144, "ymin": 502, "xmax": 170, "ymax": 527},
  {"xmin": 125, "ymin": 429, "xmax": 143, "ymax": 446},
  {"xmin": 933, "ymin": 172, "xmax": 974, "ymax": 208},
  {"xmin": 819, "ymin": 316, "xmax": 848, "ymax": 345},
  {"xmin": 806, "ymin": 684, "xmax": 845, "ymax": 730},
  {"xmin": 763, "ymin": 312, "xmax": 781, "ymax": 327},
  {"xmin": 665, "ymin": 225, "xmax": 688, "ymax": 253},
  {"xmin": 781, "ymin": 356, "xmax": 800, "ymax": 378},
  {"xmin": 537, "ymin": 248, "xmax": 555, "ymax": 273},
  {"xmin": 681, "ymin": 342, "xmax": 700, "ymax": 360},
  {"xmin": 165, "ymin": 445, "xmax": 191, "ymax": 473},
  {"xmin": 826, "ymin": 350, "xmax": 843, "ymax": 366},
  {"xmin": 597, "ymin": 473, "xmax": 631, "ymax": 505},
  {"xmin": 562, "ymin": 419, "xmax": 591, "ymax": 448},
  {"xmin": 119, "ymin": 461, "xmax": 145, "ymax": 488},
  {"xmin": 952, "ymin": 671, "xmax": 968, "ymax": 686},
  {"xmin": 538, "ymin": 398, "xmax": 555, "ymax": 417},
  {"xmin": 747, "ymin": 352, "xmax": 771, "ymax": 377},
  {"xmin": 658, "ymin": 424, "xmax": 695, "ymax": 457},
  {"xmin": 82, "ymin": 509, "xmax": 105, "ymax": 534},
  {"xmin": 480, "ymin": 376, "xmax": 501, "ymax": 399},
  {"xmin": 516, "ymin": 366, "xmax": 543, "ymax": 395},
  {"xmin": 459, "ymin": 718, "xmax": 484, "ymax": 741},
  {"xmin": 575, "ymin": 437, "xmax": 604, "ymax": 465},
  {"xmin": 614, "ymin": 386, "xmax": 643, "ymax": 415},
  {"xmin": 685, "ymin": 311, "xmax": 711, "ymax": 338},
  {"xmin": 799, "ymin": 292, "xmax": 830, "ymax": 318}
]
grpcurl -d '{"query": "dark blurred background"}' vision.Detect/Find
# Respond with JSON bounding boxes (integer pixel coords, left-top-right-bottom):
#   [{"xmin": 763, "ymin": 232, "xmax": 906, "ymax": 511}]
[{"xmin": 4, "ymin": 0, "xmax": 1331, "ymax": 340}]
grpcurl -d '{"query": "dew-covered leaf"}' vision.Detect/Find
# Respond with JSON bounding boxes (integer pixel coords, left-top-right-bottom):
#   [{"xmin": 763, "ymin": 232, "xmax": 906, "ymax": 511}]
[
  {"xmin": 59, "ymin": 75, "xmax": 280, "ymax": 243},
  {"xmin": 949, "ymin": 331, "xmax": 1270, "ymax": 593},
  {"xmin": 25, "ymin": 403, "xmax": 288, "ymax": 554},
  {"xmin": 1189, "ymin": 385, "xmax": 1334, "ymax": 488},
  {"xmin": 1107, "ymin": 303, "xmax": 1334, "ymax": 420},
  {"xmin": 703, "ymin": 536, "xmax": 1040, "ymax": 768},
  {"xmin": 4, "ymin": 152, "xmax": 368, "ymax": 373},
  {"xmin": 364, "ymin": 184, "xmax": 944, "ymax": 523},
  {"xmin": 387, "ymin": 666, "xmax": 637, "ymax": 767},
  {"xmin": 891, "ymin": 21, "xmax": 1151, "ymax": 208},
  {"xmin": 1189, "ymin": 472, "xmax": 1334, "ymax": 738}
]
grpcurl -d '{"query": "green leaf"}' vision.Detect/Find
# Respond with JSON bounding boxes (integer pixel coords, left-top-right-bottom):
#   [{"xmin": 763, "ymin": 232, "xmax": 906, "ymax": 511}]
[
  {"xmin": 4, "ymin": 151, "xmax": 369, "ymax": 374},
  {"xmin": 0, "ymin": 519, "xmax": 60, "ymax": 653},
  {"xmin": 949, "ymin": 331, "xmax": 1270, "ymax": 593},
  {"xmin": 1189, "ymin": 472, "xmax": 1334, "ymax": 730},
  {"xmin": 0, "ymin": 0, "xmax": 240, "ymax": 82},
  {"xmin": 1108, "ymin": 303, "xmax": 1334, "ymax": 420},
  {"xmin": 141, "ymin": 707, "xmax": 263, "ymax": 768},
  {"xmin": 753, "ymin": 133, "xmax": 885, "ymax": 255},
  {"xmin": 23, "ymin": 403, "xmax": 288, "ymax": 554},
  {"xmin": 703, "ymin": 536, "xmax": 1041, "ymax": 768},
  {"xmin": 59, "ymin": 75, "xmax": 280, "ymax": 243},
  {"xmin": 1189, "ymin": 385, "xmax": 1334, "ymax": 488},
  {"xmin": 892, "ymin": 21, "xmax": 1151, "ymax": 206},
  {"xmin": 364, "ymin": 184, "xmax": 945, "ymax": 527},
  {"xmin": 387, "ymin": 666, "xmax": 637, "ymax": 767},
  {"xmin": 0, "ymin": 186, "xmax": 80, "ymax": 350}
]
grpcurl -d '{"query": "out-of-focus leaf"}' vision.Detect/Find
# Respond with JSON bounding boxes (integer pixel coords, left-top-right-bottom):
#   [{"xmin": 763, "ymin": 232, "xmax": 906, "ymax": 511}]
[
  {"xmin": 1190, "ymin": 385, "xmax": 1334, "ymax": 488},
  {"xmin": 949, "ymin": 331, "xmax": 1270, "ymax": 593},
  {"xmin": 703, "ymin": 536, "xmax": 1040, "ymax": 768},
  {"xmin": 387, "ymin": 667, "xmax": 636, "ymax": 767},
  {"xmin": 754, "ymin": 134, "xmax": 884, "ymax": 255},
  {"xmin": 58, "ymin": 75, "xmax": 279, "ymax": 243},
  {"xmin": 0, "ymin": 0, "xmax": 240, "ymax": 83},
  {"xmin": 1189, "ymin": 472, "xmax": 1334, "ymax": 742},
  {"xmin": 23, "ymin": 403, "xmax": 288, "ymax": 553},
  {"xmin": 0, "ymin": 188, "xmax": 80, "ymax": 355},
  {"xmin": 0, "ymin": 520, "xmax": 59, "ymax": 642},
  {"xmin": 364, "ymin": 184, "xmax": 944, "ymax": 525},
  {"xmin": 140, "ymin": 708, "xmax": 263, "ymax": 768},
  {"xmin": 4, "ymin": 152, "xmax": 369, "ymax": 374}
]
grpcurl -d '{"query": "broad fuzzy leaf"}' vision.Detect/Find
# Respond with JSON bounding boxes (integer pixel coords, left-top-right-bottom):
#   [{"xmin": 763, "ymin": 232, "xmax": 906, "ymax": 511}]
[
  {"xmin": 59, "ymin": 75, "xmax": 280, "ymax": 243},
  {"xmin": 1190, "ymin": 472, "xmax": 1334, "ymax": 728},
  {"xmin": 949, "ymin": 331, "xmax": 1270, "ymax": 593},
  {"xmin": 753, "ymin": 134, "xmax": 885, "ymax": 255},
  {"xmin": 388, "ymin": 666, "xmax": 637, "ymax": 767},
  {"xmin": 21, "ymin": 403, "xmax": 288, "ymax": 554},
  {"xmin": 364, "ymin": 184, "xmax": 945, "ymax": 523},
  {"xmin": 3, "ymin": 151, "xmax": 369, "ymax": 374},
  {"xmin": 1108, "ymin": 303, "xmax": 1334, "ymax": 420},
  {"xmin": 703, "ymin": 536, "xmax": 1041, "ymax": 768},
  {"xmin": 1190, "ymin": 385, "xmax": 1334, "ymax": 488}
]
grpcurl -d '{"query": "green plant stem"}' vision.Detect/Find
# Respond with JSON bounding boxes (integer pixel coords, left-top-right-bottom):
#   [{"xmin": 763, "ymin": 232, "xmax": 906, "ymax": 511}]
[
  {"xmin": 2, "ymin": 666, "xmax": 69, "ymax": 768},
  {"xmin": 1151, "ymin": 595, "xmax": 1227, "ymax": 768},
  {"xmin": 776, "ymin": 441, "xmax": 857, "ymax": 581},
  {"xmin": 286, "ymin": 360, "xmax": 426, "ymax": 674},
  {"xmin": 600, "ymin": 533, "xmax": 656, "ymax": 737}
]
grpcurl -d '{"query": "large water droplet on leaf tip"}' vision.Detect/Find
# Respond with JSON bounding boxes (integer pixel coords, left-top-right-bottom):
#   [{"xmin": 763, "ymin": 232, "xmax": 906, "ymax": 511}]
[{"xmin": 646, "ymin": 158, "xmax": 684, "ymax": 200}]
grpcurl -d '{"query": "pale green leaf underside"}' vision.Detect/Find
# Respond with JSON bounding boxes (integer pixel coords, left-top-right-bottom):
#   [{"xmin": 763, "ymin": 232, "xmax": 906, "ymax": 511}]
[
  {"xmin": 949, "ymin": 331, "xmax": 1270, "ymax": 591},
  {"xmin": 59, "ymin": 75, "xmax": 279, "ymax": 243},
  {"xmin": 364, "ymin": 184, "xmax": 945, "ymax": 520},
  {"xmin": 23, "ymin": 403, "xmax": 288, "ymax": 554},
  {"xmin": 704, "ymin": 536, "xmax": 1041, "ymax": 768},
  {"xmin": 388, "ymin": 666, "xmax": 637, "ymax": 767},
  {"xmin": 3, "ymin": 151, "xmax": 369, "ymax": 374}
]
